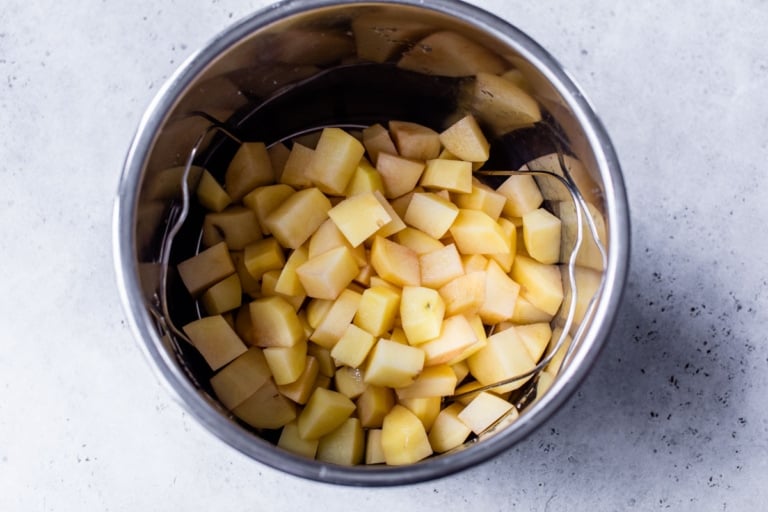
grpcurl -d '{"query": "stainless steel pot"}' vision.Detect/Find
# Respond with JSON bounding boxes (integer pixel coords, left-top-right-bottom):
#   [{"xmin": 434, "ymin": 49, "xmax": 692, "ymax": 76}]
[{"xmin": 114, "ymin": 0, "xmax": 629, "ymax": 485}]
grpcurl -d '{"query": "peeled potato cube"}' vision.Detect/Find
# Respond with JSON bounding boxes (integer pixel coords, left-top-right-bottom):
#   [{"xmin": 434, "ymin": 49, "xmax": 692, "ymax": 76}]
[
  {"xmin": 361, "ymin": 123, "xmax": 398, "ymax": 164},
  {"xmin": 399, "ymin": 396, "xmax": 441, "ymax": 431},
  {"xmin": 397, "ymin": 31, "xmax": 507, "ymax": 77},
  {"xmin": 457, "ymin": 391, "xmax": 514, "ymax": 435},
  {"xmin": 523, "ymin": 207, "xmax": 562, "ymax": 264},
  {"xmin": 177, "ymin": 241, "xmax": 235, "ymax": 296},
  {"xmin": 400, "ymin": 286, "xmax": 445, "ymax": 345},
  {"xmin": 202, "ymin": 206, "xmax": 263, "ymax": 250},
  {"xmin": 263, "ymin": 340, "xmax": 307, "ymax": 385},
  {"xmin": 428, "ymin": 402, "xmax": 472, "ymax": 453},
  {"xmin": 268, "ymin": 142, "xmax": 291, "ymax": 178},
  {"xmin": 277, "ymin": 355, "xmax": 320, "ymax": 404},
  {"xmin": 439, "ymin": 271, "xmax": 486, "ymax": 316},
  {"xmin": 249, "ymin": 296, "xmax": 306, "ymax": 348},
  {"xmin": 381, "ymin": 405, "xmax": 433, "ymax": 465},
  {"xmin": 445, "ymin": 313, "xmax": 488, "ymax": 365},
  {"xmin": 468, "ymin": 327, "xmax": 536, "ymax": 393},
  {"xmin": 306, "ymin": 127, "xmax": 365, "ymax": 195},
  {"xmin": 419, "ymin": 243, "xmax": 464, "ymax": 289},
  {"xmin": 497, "ymin": 174, "xmax": 543, "ymax": 218},
  {"xmin": 356, "ymin": 385, "xmax": 395, "ymax": 428},
  {"xmin": 462, "ymin": 253, "xmax": 489, "ymax": 273},
  {"xmin": 420, "ymin": 314, "xmax": 478, "ymax": 366},
  {"xmin": 449, "ymin": 209, "xmax": 512, "ymax": 255},
  {"xmin": 393, "ymin": 227, "xmax": 444, "ymax": 255},
  {"xmin": 511, "ymin": 255, "xmax": 563, "ymax": 316},
  {"xmin": 241, "ymin": 184, "xmax": 295, "ymax": 235},
  {"xmin": 344, "ymin": 157, "xmax": 385, "ymax": 196},
  {"xmin": 439, "ymin": 114, "xmax": 490, "ymax": 163},
  {"xmin": 404, "ymin": 192, "xmax": 459, "ymax": 240},
  {"xmin": 511, "ymin": 293, "xmax": 554, "ymax": 324},
  {"xmin": 328, "ymin": 191, "xmax": 392, "ymax": 247},
  {"xmin": 280, "ymin": 142, "xmax": 315, "ymax": 188},
  {"xmin": 274, "ymin": 245, "xmax": 309, "ymax": 297},
  {"xmin": 419, "ymin": 158, "xmax": 473, "ymax": 193},
  {"xmin": 232, "ymin": 378, "xmax": 297, "ymax": 429},
  {"xmin": 225, "ymin": 142, "xmax": 274, "ymax": 201},
  {"xmin": 453, "ymin": 182, "xmax": 506, "ymax": 220},
  {"xmin": 375, "ymin": 152, "xmax": 425, "ymax": 199},
  {"xmin": 297, "ymin": 387, "xmax": 356, "ymax": 440},
  {"xmin": 309, "ymin": 289, "xmax": 362, "ymax": 349},
  {"xmin": 371, "ymin": 190, "xmax": 407, "ymax": 239},
  {"xmin": 353, "ymin": 285, "xmax": 401, "ymax": 337},
  {"xmin": 264, "ymin": 187, "xmax": 332, "ymax": 249},
  {"xmin": 331, "ymin": 324, "xmax": 376, "ymax": 368},
  {"xmin": 560, "ymin": 265, "xmax": 603, "ymax": 333},
  {"xmin": 196, "ymin": 169, "xmax": 231, "ymax": 212},
  {"xmin": 364, "ymin": 338, "xmax": 425, "ymax": 388},
  {"xmin": 316, "ymin": 417, "xmax": 365, "ymax": 465},
  {"xmin": 210, "ymin": 347, "xmax": 272, "ymax": 410},
  {"xmin": 308, "ymin": 342, "xmax": 336, "ymax": 378},
  {"xmin": 296, "ymin": 246, "xmax": 359, "ymax": 300},
  {"xmin": 478, "ymin": 259, "xmax": 520, "ymax": 324},
  {"xmin": 242, "ymin": 237, "xmax": 284, "ymax": 280},
  {"xmin": 395, "ymin": 365, "xmax": 457, "ymax": 399},
  {"xmin": 182, "ymin": 315, "xmax": 247, "ymax": 371},
  {"xmin": 278, "ymin": 421, "xmax": 319, "ymax": 458},
  {"xmin": 388, "ymin": 120, "xmax": 441, "ymax": 161},
  {"xmin": 487, "ymin": 217, "xmax": 518, "ymax": 273},
  {"xmin": 334, "ymin": 366, "xmax": 368, "ymax": 399},
  {"xmin": 365, "ymin": 429, "xmax": 386, "ymax": 464},
  {"xmin": 370, "ymin": 236, "xmax": 421, "ymax": 287},
  {"xmin": 200, "ymin": 273, "xmax": 242, "ymax": 315},
  {"xmin": 516, "ymin": 323, "xmax": 552, "ymax": 363},
  {"xmin": 308, "ymin": 218, "xmax": 366, "ymax": 266},
  {"xmin": 470, "ymin": 72, "xmax": 542, "ymax": 134},
  {"xmin": 261, "ymin": 269, "xmax": 305, "ymax": 311}
]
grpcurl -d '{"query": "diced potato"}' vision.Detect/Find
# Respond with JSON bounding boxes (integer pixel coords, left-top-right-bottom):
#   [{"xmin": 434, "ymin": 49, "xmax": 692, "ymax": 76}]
[
  {"xmin": 516, "ymin": 323, "xmax": 552, "ymax": 363},
  {"xmin": 241, "ymin": 183, "xmax": 295, "ymax": 235},
  {"xmin": 274, "ymin": 245, "xmax": 309, "ymax": 297},
  {"xmin": 277, "ymin": 355, "xmax": 320, "ymax": 404},
  {"xmin": 438, "ymin": 271, "xmax": 486, "ymax": 316},
  {"xmin": 243, "ymin": 237, "xmax": 285, "ymax": 280},
  {"xmin": 297, "ymin": 387, "xmax": 356, "ymax": 440},
  {"xmin": 388, "ymin": 187, "xmax": 419, "ymax": 219},
  {"xmin": 545, "ymin": 326, "xmax": 572, "ymax": 375},
  {"xmin": 457, "ymin": 391, "xmax": 514, "ymax": 434},
  {"xmin": 316, "ymin": 417, "xmax": 365, "ymax": 465},
  {"xmin": 278, "ymin": 421, "xmax": 319, "ymax": 458},
  {"xmin": 445, "ymin": 314, "xmax": 488, "ymax": 365},
  {"xmin": 511, "ymin": 255, "xmax": 563, "ymax": 316},
  {"xmin": 361, "ymin": 123, "xmax": 398, "ymax": 164},
  {"xmin": 364, "ymin": 338, "xmax": 425, "ymax": 388},
  {"xmin": 231, "ymin": 250, "xmax": 262, "ymax": 299},
  {"xmin": 177, "ymin": 241, "xmax": 235, "ymax": 296},
  {"xmin": 388, "ymin": 121, "xmax": 441, "ymax": 161},
  {"xmin": 264, "ymin": 187, "xmax": 332, "ymax": 249},
  {"xmin": 370, "ymin": 190, "xmax": 407, "ymax": 239},
  {"xmin": 334, "ymin": 366, "xmax": 368, "ymax": 399},
  {"xmin": 365, "ymin": 429, "xmax": 386, "ymax": 464},
  {"xmin": 497, "ymin": 174, "xmax": 543, "ymax": 218},
  {"xmin": 200, "ymin": 273, "xmax": 242, "ymax": 315},
  {"xmin": 225, "ymin": 142, "xmax": 275, "ymax": 201},
  {"xmin": 249, "ymin": 296, "xmax": 306, "ymax": 348},
  {"xmin": 487, "ymin": 217, "xmax": 517, "ymax": 273},
  {"xmin": 306, "ymin": 127, "xmax": 365, "ymax": 195},
  {"xmin": 462, "ymin": 253, "xmax": 489, "ymax": 273},
  {"xmin": 428, "ymin": 402, "xmax": 471, "ymax": 453},
  {"xmin": 451, "ymin": 359, "xmax": 471, "ymax": 384},
  {"xmin": 478, "ymin": 260, "xmax": 520, "ymax": 324},
  {"xmin": 268, "ymin": 142, "xmax": 291, "ymax": 178},
  {"xmin": 560, "ymin": 264, "xmax": 603, "ymax": 334},
  {"xmin": 419, "ymin": 243, "xmax": 464, "ymax": 289},
  {"xmin": 439, "ymin": 114, "xmax": 490, "ymax": 163},
  {"xmin": 328, "ymin": 191, "xmax": 392, "ymax": 247},
  {"xmin": 449, "ymin": 209, "xmax": 512, "ymax": 255},
  {"xmin": 393, "ymin": 227, "xmax": 445, "ymax": 255},
  {"xmin": 370, "ymin": 236, "xmax": 421, "ymax": 287},
  {"xmin": 381, "ymin": 405, "xmax": 433, "ymax": 465},
  {"xmin": 453, "ymin": 182, "xmax": 506, "ymax": 220},
  {"xmin": 280, "ymin": 142, "xmax": 315, "ymax": 188},
  {"xmin": 420, "ymin": 314, "xmax": 478, "ymax": 366},
  {"xmin": 375, "ymin": 152, "xmax": 425, "ymax": 199},
  {"xmin": 232, "ymin": 378, "xmax": 297, "ymax": 429},
  {"xmin": 353, "ymin": 285, "xmax": 401, "ymax": 337},
  {"xmin": 308, "ymin": 218, "xmax": 366, "ymax": 266},
  {"xmin": 356, "ymin": 385, "xmax": 395, "ymax": 428},
  {"xmin": 264, "ymin": 339, "xmax": 307, "ymax": 385},
  {"xmin": 182, "ymin": 315, "xmax": 247, "ymax": 371},
  {"xmin": 419, "ymin": 158, "xmax": 473, "ymax": 193},
  {"xmin": 309, "ymin": 289, "xmax": 362, "ymax": 349},
  {"xmin": 400, "ymin": 286, "xmax": 445, "ymax": 345},
  {"xmin": 404, "ymin": 192, "xmax": 459, "ymax": 240},
  {"xmin": 331, "ymin": 324, "xmax": 376, "ymax": 368},
  {"xmin": 468, "ymin": 327, "xmax": 536, "ymax": 393},
  {"xmin": 395, "ymin": 365, "xmax": 457, "ymax": 399},
  {"xmin": 470, "ymin": 72, "xmax": 542, "ymax": 134},
  {"xmin": 398, "ymin": 396, "xmax": 441, "ymax": 432},
  {"xmin": 511, "ymin": 293, "xmax": 554, "ymax": 324},
  {"xmin": 202, "ymin": 206, "xmax": 263, "ymax": 250},
  {"xmin": 210, "ymin": 347, "xmax": 272, "ymax": 410},
  {"xmin": 397, "ymin": 31, "xmax": 507, "ymax": 77},
  {"xmin": 344, "ymin": 158, "xmax": 386, "ymax": 196},
  {"xmin": 389, "ymin": 327, "xmax": 409, "ymax": 345},
  {"xmin": 196, "ymin": 169, "xmax": 231, "ymax": 212},
  {"xmin": 523, "ymin": 207, "xmax": 562, "ymax": 264},
  {"xmin": 308, "ymin": 342, "xmax": 336, "ymax": 378},
  {"xmin": 296, "ymin": 246, "xmax": 360, "ymax": 300}
]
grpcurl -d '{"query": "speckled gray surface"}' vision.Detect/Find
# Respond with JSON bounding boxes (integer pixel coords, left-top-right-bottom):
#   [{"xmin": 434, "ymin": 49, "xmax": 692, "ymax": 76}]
[{"xmin": 1, "ymin": 0, "xmax": 767, "ymax": 510}]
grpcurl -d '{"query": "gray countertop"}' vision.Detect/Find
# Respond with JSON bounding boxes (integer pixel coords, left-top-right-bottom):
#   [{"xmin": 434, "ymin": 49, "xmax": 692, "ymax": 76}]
[{"xmin": 1, "ymin": 0, "xmax": 766, "ymax": 510}]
